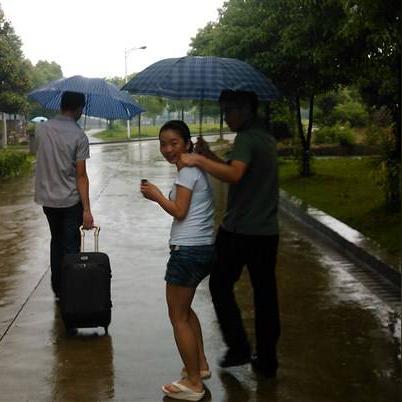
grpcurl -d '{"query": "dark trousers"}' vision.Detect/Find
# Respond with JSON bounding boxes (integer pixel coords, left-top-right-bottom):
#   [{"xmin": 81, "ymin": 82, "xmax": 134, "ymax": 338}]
[
  {"xmin": 209, "ymin": 226, "xmax": 280, "ymax": 369},
  {"xmin": 43, "ymin": 202, "xmax": 83, "ymax": 297}
]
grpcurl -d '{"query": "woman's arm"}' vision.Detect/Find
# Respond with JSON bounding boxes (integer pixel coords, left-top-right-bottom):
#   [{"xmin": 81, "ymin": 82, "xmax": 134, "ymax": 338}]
[{"xmin": 140, "ymin": 182, "xmax": 192, "ymax": 220}]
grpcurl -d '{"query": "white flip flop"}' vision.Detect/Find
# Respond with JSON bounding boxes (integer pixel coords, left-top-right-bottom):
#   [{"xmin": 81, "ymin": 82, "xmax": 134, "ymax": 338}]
[{"xmin": 162, "ymin": 380, "xmax": 205, "ymax": 401}]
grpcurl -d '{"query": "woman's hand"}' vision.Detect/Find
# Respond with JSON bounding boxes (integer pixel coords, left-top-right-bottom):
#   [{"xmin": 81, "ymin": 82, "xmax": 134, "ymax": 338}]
[{"xmin": 140, "ymin": 181, "xmax": 163, "ymax": 202}]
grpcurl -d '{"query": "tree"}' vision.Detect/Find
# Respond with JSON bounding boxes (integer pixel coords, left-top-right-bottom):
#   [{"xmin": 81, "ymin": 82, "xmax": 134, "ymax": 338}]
[
  {"xmin": 0, "ymin": 6, "xmax": 31, "ymax": 114},
  {"xmin": 139, "ymin": 95, "xmax": 166, "ymax": 125},
  {"xmin": 106, "ymin": 76, "xmax": 125, "ymax": 89},
  {"xmin": 29, "ymin": 60, "xmax": 63, "ymax": 90},
  {"xmin": 27, "ymin": 60, "xmax": 63, "ymax": 119},
  {"xmin": 340, "ymin": 0, "xmax": 401, "ymax": 209},
  {"xmin": 0, "ymin": 6, "xmax": 31, "ymax": 147},
  {"xmin": 188, "ymin": 22, "xmax": 220, "ymax": 57},
  {"xmin": 189, "ymin": 0, "xmax": 400, "ymax": 207},
  {"xmin": 190, "ymin": 0, "xmax": 355, "ymax": 175}
]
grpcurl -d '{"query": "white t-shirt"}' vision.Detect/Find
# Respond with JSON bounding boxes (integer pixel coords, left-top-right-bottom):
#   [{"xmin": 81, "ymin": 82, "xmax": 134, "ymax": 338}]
[{"xmin": 169, "ymin": 166, "xmax": 214, "ymax": 246}]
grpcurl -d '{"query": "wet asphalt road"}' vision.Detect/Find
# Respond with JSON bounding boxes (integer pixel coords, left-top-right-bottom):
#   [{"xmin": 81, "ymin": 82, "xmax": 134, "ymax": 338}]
[{"xmin": 0, "ymin": 138, "xmax": 400, "ymax": 402}]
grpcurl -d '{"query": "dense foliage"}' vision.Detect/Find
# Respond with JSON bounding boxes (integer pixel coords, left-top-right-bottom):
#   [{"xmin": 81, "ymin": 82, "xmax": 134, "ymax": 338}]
[
  {"xmin": 189, "ymin": 0, "xmax": 400, "ymax": 207},
  {"xmin": 0, "ymin": 149, "xmax": 31, "ymax": 178},
  {"xmin": 0, "ymin": 7, "xmax": 31, "ymax": 113}
]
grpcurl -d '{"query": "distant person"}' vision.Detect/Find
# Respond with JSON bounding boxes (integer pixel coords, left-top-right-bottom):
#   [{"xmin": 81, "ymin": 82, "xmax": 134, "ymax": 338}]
[
  {"xmin": 181, "ymin": 90, "xmax": 280, "ymax": 378},
  {"xmin": 141, "ymin": 120, "xmax": 214, "ymax": 401},
  {"xmin": 34, "ymin": 91, "xmax": 94, "ymax": 300}
]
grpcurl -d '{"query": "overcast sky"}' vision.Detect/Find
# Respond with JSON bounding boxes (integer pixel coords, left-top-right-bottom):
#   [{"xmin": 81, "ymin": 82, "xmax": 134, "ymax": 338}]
[{"xmin": 1, "ymin": 0, "xmax": 224, "ymax": 78}]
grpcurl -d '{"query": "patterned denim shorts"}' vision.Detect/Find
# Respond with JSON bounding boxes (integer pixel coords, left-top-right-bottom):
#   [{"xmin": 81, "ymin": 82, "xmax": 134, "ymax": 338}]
[{"xmin": 165, "ymin": 245, "xmax": 215, "ymax": 288}]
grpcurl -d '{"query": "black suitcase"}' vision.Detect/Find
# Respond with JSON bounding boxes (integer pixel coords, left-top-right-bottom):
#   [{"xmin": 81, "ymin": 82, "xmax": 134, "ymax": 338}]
[{"xmin": 60, "ymin": 226, "xmax": 112, "ymax": 334}]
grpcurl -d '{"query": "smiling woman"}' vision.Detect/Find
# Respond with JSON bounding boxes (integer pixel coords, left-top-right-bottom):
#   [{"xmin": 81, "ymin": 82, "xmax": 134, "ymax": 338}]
[
  {"xmin": 140, "ymin": 119, "xmax": 214, "ymax": 400},
  {"xmin": 159, "ymin": 121, "xmax": 194, "ymax": 165}
]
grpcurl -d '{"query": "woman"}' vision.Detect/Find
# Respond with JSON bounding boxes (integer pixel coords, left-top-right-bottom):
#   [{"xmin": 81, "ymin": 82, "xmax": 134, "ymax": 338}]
[{"xmin": 140, "ymin": 120, "xmax": 214, "ymax": 401}]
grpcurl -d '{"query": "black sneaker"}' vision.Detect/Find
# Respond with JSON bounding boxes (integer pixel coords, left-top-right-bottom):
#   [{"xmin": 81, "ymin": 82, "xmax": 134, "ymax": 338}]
[
  {"xmin": 218, "ymin": 350, "xmax": 251, "ymax": 368},
  {"xmin": 251, "ymin": 355, "xmax": 277, "ymax": 378}
]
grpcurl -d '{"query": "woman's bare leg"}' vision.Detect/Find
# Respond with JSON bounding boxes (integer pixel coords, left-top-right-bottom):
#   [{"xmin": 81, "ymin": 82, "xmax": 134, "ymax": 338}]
[
  {"xmin": 188, "ymin": 308, "xmax": 209, "ymax": 371},
  {"xmin": 164, "ymin": 283, "xmax": 203, "ymax": 393}
]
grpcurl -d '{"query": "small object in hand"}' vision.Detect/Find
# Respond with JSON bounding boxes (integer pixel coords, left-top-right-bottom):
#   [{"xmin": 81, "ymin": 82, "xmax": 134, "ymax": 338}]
[{"xmin": 141, "ymin": 179, "xmax": 148, "ymax": 184}]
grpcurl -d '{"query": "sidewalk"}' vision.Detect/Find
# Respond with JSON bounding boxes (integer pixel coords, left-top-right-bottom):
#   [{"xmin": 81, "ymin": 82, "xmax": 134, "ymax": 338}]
[{"xmin": 0, "ymin": 140, "xmax": 399, "ymax": 401}]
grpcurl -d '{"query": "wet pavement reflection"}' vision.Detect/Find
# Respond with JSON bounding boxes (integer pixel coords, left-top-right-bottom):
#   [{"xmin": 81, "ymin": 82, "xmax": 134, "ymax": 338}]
[{"xmin": 0, "ymin": 138, "xmax": 400, "ymax": 401}]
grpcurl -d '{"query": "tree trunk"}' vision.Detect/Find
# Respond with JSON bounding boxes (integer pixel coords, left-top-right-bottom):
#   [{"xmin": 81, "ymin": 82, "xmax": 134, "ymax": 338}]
[
  {"xmin": 306, "ymin": 94, "xmax": 314, "ymax": 153},
  {"xmin": 1, "ymin": 113, "xmax": 7, "ymax": 149},
  {"xmin": 295, "ymin": 96, "xmax": 311, "ymax": 176},
  {"xmin": 386, "ymin": 105, "xmax": 401, "ymax": 210}
]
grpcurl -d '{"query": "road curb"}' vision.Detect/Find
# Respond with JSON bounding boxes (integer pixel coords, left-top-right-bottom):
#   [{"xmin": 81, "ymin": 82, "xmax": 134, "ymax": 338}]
[{"xmin": 279, "ymin": 189, "xmax": 401, "ymax": 289}]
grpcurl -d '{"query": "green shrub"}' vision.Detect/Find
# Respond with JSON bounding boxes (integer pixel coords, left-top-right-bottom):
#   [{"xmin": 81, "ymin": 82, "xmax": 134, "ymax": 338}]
[
  {"xmin": 313, "ymin": 124, "xmax": 355, "ymax": 146},
  {"xmin": 337, "ymin": 127, "xmax": 355, "ymax": 147},
  {"xmin": 364, "ymin": 125, "xmax": 383, "ymax": 146},
  {"xmin": 0, "ymin": 150, "xmax": 32, "ymax": 179},
  {"xmin": 364, "ymin": 108, "xmax": 393, "ymax": 146},
  {"xmin": 26, "ymin": 123, "xmax": 36, "ymax": 136},
  {"xmin": 333, "ymin": 101, "xmax": 368, "ymax": 127},
  {"xmin": 314, "ymin": 126, "xmax": 337, "ymax": 144}
]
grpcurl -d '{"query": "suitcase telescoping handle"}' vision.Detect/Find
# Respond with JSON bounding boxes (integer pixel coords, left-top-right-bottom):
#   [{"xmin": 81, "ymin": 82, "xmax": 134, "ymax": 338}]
[{"xmin": 80, "ymin": 225, "xmax": 100, "ymax": 252}]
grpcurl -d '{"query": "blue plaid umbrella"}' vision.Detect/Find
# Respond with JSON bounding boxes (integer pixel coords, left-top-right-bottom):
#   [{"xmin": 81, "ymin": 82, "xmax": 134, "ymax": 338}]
[
  {"xmin": 28, "ymin": 75, "xmax": 144, "ymax": 120},
  {"xmin": 121, "ymin": 56, "xmax": 280, "ymax": 101}
]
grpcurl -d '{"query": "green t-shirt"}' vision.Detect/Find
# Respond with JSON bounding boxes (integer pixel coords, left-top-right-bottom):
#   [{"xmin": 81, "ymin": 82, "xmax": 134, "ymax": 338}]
[{"xmin": 223, "ymin": 120, "xmax": 279, "ymax": 236}]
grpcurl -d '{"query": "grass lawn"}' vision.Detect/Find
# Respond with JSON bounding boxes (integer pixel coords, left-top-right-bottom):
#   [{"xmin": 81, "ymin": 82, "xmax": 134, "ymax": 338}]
[
  {"xmin": 279, "ymin": 157, "xmax": 400, "ymax": 262},
  {"xmin": 94, "ymin": 122, "xmax": 226, "ymax": 141}
]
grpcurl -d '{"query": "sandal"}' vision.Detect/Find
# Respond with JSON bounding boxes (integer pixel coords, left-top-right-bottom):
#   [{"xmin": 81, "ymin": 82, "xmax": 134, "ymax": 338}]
[{"xmin": 162, "ymin": 380, "xmax": 205, "ymax": 401}]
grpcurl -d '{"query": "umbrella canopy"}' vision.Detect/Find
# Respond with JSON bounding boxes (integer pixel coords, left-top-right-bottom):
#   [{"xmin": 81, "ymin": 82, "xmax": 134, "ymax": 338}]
[
  {"xmin": 31, "ymin": 116, "xmax": 48, "ymax": 123},
  {"xmin": 121, "ymin": 56, "xmax": 280, "ymax": 101},
  {"xmin": 28, "ymin": 75, "xmax": 144, "ymax": 120}
]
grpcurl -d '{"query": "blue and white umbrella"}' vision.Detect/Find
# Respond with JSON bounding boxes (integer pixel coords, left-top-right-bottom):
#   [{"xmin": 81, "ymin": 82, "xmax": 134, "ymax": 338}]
[
  {"xmin": 121, "ymin": 56, "xmax": 280, "ymax": 101},
  {"xmin": 28, "ymin": 75, "xmax": 144, "ymax": 120}
]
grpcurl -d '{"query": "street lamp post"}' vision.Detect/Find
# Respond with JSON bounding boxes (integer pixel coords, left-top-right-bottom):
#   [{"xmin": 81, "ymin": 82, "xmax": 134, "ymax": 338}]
[{"xmin": 124, "ymin": 45, "xmax": 146, "ymax": 139}]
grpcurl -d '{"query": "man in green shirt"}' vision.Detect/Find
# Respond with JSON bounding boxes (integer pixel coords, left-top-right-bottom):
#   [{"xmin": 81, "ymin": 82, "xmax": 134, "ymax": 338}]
[{"xmin": 180, "ymin": 90, "xmax": 280, "ymax": 378}]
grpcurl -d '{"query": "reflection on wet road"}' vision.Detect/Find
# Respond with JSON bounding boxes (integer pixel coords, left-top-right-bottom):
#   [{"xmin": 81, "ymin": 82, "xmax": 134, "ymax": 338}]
[{"xmin": 0, "ymin": 139, "xmax": 400, "ymax": 401}]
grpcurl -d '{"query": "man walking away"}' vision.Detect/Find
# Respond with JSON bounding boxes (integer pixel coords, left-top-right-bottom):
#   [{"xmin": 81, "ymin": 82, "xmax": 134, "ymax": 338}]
[{"xmin": 34, "ymin": 91, "xmax": 94, "ymax": 300}]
